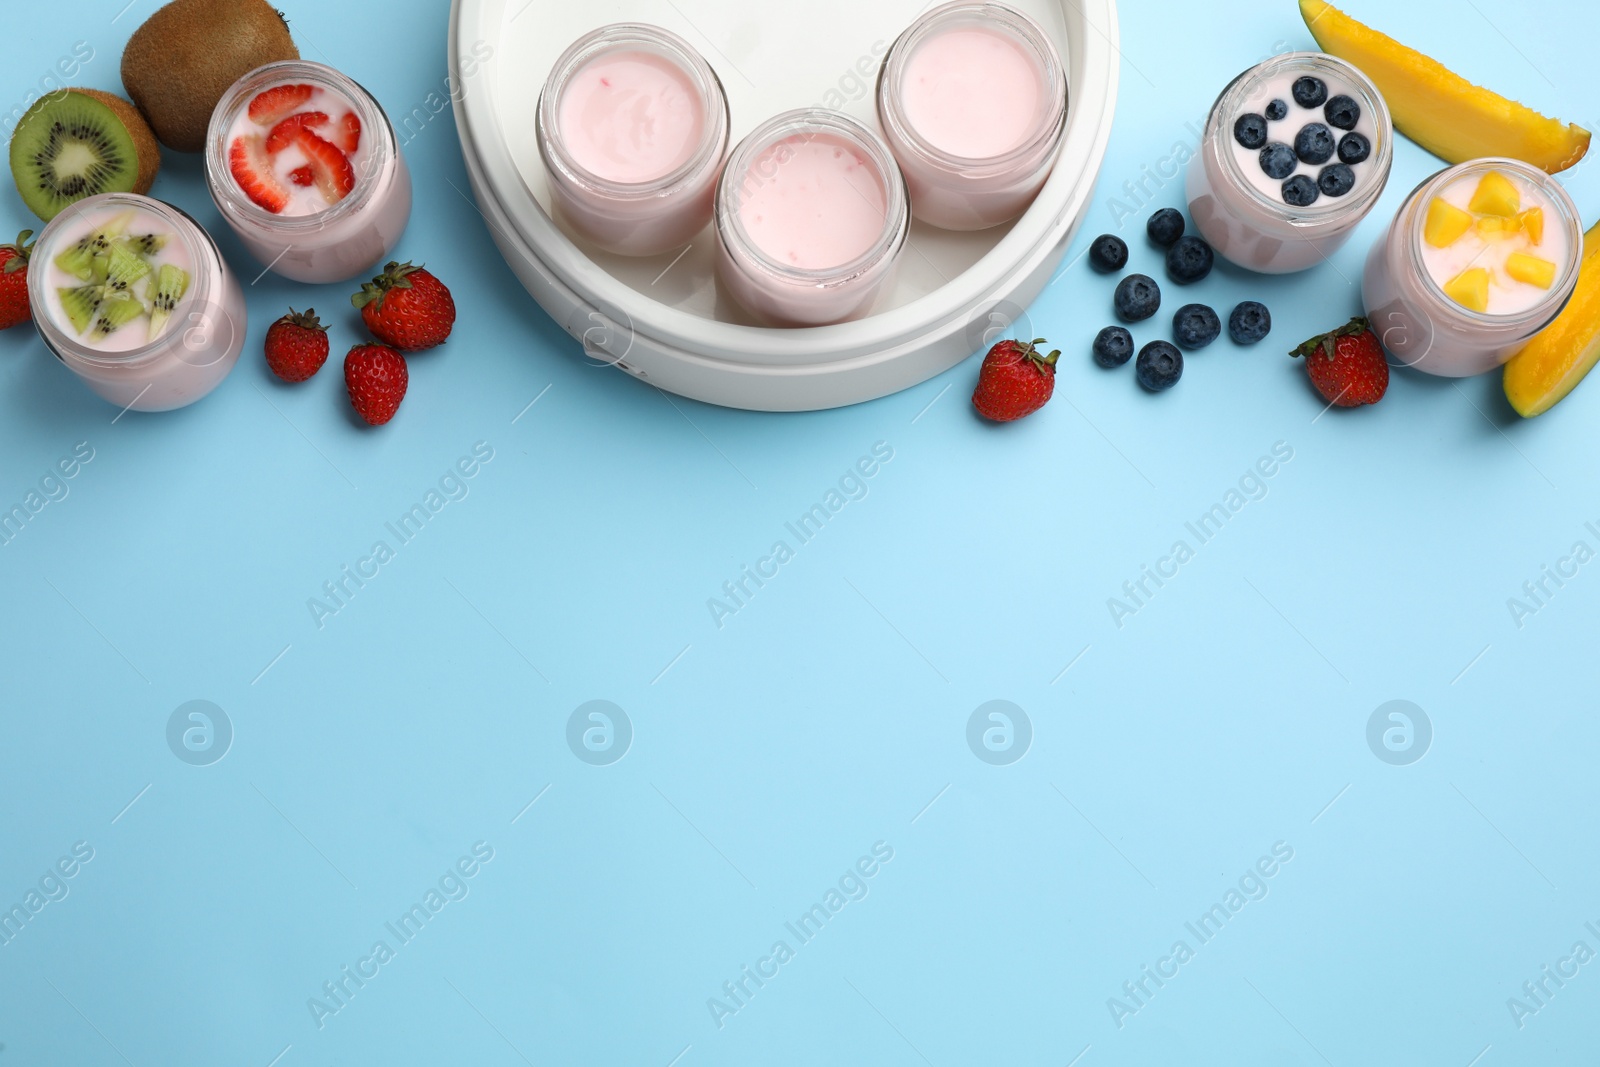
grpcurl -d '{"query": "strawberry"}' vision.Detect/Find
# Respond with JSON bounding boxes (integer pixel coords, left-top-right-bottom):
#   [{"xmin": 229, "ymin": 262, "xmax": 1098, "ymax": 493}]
[
  {"xmin": 353, "ymin": 262, "xmax": 456, "ymax": 351},
  {"xmin": 1291, "ymin": 317, "xmax": 1389, "ymax": 407},
  {"xmin": 0, "ymin": 230, "xmax": 34, "ymax": 331},
  {"xmin": 338, "ymin": 112, "xmax": 362, "ymax": 153},
  {"xmin": 344, "ymin": 344, "xmax": 409, "ymax": 426},
  {"xmin": 249, "ymin": 84, "xmax": 316, "ymax": 125},
  {"xmin": 230, "ymin": 135, "xmax": 289, "ymax": 213},
  {"xmin": 972, "ymin": 338, "xmax": 1061, "ymax": 422},
  {"xmin": 264, "ymin": 308, "xmax": 331, "ymax": 383},
  {"xmin": 292, "ymin": 126, "xmax": 356, "ymax": 204},
  {"xmin": 289, "ymin": 166, "xmax": 315, "ymax": 187},
  {"xmin": 265, "ymin": 111, "xmax": 330, "ymax": 153}
]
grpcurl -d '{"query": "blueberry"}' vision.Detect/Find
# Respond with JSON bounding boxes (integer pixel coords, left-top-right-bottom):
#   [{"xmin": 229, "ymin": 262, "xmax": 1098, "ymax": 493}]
[
  {"xmin": 1282, "ymin": 175, "xmax": 1320, "ymax": 207},
  {"xmin": 1337, "ymin": 132, "xmax": 1371, "ymax": 165},
  {"xmin": 1227, "ymin": 301, "xmax": 1272, "ymax": 345},
  {"xmin": 1324, "ymin": 94, "xmax": 1361, "ymax": 130},
  {"xmin": 1136, "ymin": 341, "xmax": 1183, "ymax": 392},
  {"xmin": 1292, "ymin": 76, "xmax": 1327, "ymax": 109},
  {"xmin": 1259, "ymin": 143, "xmax": 1297, "ymax": 180},
  {"xmin": 1172, "ymin": 304, "xmax": 1221, "ymax": 350},
  {"xmin": 1318, "ymin": 164, "xmax": 1356, "ymax": 198},
  {"xmin": 1114, "ymin": 273, "xmax": 1162, "ymax": 322},
  {"xmin": 1092, "ymin": 326, "xmax": 1135, "ymax": 368},
  {"xmin": 1265, "ymin": 99, "xmax": 1288, "ymax": 121},
  {"xmin": 1294, "ymin": 123, "xmax": 1335, "ymax": 165},
  {"xmin": 1147, "ymin": 208, "xmax": 1186, "ymax": 248},
  {"xmin": 1089, "ymin": 234, "xmax": 1129, "ymax": 273},
  {"xmin": 1234, "ymin": 113, "xmax": 1268, "ymax": 150},
  {"xmin": 1165, "ymin": 236, "xmax": 1214, "ymax": 285}
]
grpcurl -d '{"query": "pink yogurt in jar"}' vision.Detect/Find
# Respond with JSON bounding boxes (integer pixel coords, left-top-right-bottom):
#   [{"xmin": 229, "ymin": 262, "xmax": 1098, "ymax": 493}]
[
  {"xmin": 539, "ymin": 24, "xmax": 729, "ymax": 257},
  {"xmin": 206, "ymin": 60, "xmax": 413, "ymax": 284},
  {"xmin": 715, "ymin": 110, "xmax": 909, "ymax": 326},
  {"xmin": 30, "ymin": 194, "xmax": 246, "ymax": 412},
  {"xmin": 878, "ymin": 2, "xmax": 1067, "ymax": 231}
]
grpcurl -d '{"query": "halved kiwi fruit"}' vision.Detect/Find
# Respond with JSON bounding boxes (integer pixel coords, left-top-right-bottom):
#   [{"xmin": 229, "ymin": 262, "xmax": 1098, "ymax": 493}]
[{"xmin": 9, "ymin": 90, "xmax": 160, "ymax": 221}]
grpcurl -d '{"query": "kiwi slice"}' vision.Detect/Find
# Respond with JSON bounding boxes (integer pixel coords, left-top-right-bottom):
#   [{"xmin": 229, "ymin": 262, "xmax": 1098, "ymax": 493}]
[
  {"xmin": 122, "ymin": 233, "xmax": 169, "ymax": 258},
  {"xmin": 148, "ymin": 265, "xmax": 190, "ymax": 340},
  {"xmin": 53, "ymin": 211, "xmax": 134, "ymax": 281},
  {"xmin": 9, "ymin": 90, "xmax": 160, "ymax": 221},
  {"xmin": 57, "ymin": 286, "xmax": 102, "ymax": 335},
  {"xmin": 103, "ymin": 241, "xmax": 151, "ymax": 294},
  {"xmin": 91, "ymin": 291, "xmax": 144, "ymax": 338}
]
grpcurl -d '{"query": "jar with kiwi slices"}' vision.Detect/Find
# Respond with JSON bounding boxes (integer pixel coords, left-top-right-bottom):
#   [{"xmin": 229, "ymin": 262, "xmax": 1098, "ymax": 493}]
[
  {"xmin": 29, "ymin": 193, "xmax": 246, "ymax": 412},
  {"xmin": 205, "ymin": 60, "xmax": 412, "ymax": 284}
]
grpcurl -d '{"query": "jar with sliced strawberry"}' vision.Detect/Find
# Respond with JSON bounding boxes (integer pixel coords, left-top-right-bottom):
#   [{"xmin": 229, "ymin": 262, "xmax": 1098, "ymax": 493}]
[{"xmin": 204, "ymin": 60, "xmax": 412, "ymax": 284}]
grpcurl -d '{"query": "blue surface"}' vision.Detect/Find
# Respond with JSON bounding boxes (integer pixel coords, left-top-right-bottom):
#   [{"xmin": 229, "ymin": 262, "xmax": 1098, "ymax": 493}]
[{"xmin": 3, "ymin": 1, "xmax": 1600, "ymax": 1064}]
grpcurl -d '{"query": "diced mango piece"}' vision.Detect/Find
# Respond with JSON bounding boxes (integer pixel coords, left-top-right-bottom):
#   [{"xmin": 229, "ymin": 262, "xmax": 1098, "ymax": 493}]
[
  {"xmin": 1300, "ymin": 1, "xmax": 1590, "ymax": 174},
  {"xmin": 1519, "ymin": 207, "xmax": 1545, "ymax": 245},
  {"xmin": 1506, "ymin": 252, "xmax": 1557, "ymax": 289},
  {"xmin": 1469, "ymin": 171, "xmax": 1521, "ymax": 217},
  {"xmin": 1425, "ymin": 198, "xmax": 1473, "ymax": 247},
  {"xmin": 1475, "ymin": 216, "xmax": 1521, "ymax": 241},
  {"xmin": 1444, "ymin": 268, "xmax": 1491, "ymax": 312},
  {"xmin": 1504, "ymin": 222, "xmax": 1600, "ymax": 416}
]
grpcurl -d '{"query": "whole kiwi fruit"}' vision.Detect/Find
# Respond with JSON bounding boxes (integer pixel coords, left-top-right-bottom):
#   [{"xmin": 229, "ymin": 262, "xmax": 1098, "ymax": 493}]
[
  {"xmin": 8, "ymin": 88, "xmax": 161, "ymax": 221},
  {"xmin": 121, "ymin": 0, "xmax": 299, "ymax": 152}
]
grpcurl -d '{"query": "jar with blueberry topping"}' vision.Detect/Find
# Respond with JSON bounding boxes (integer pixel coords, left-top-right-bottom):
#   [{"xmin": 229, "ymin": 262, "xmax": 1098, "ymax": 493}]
[{"xmin": 1185, "ymin": 52, "xmax": 1392, "ymax": 274}]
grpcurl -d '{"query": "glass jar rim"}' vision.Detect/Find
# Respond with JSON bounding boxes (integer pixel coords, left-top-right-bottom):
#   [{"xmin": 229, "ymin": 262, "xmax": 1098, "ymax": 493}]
[
  {"xmin": 877, "ymin": 1, "xmax": 1068, "ymax": 173},
  {"xmin": 1209, "ymin": 51, "xmax": 1394, "ymax": 225},
  {"xmin": 205, "ymin": 60, "xmax": 395, "ymax": 232},
  {"xmin": 27, "ymin": 193, "xmax": 218, "ymax": 367},
  {"xmin": 715, "ymin": 109, "xmax": 910, "ymax": 286},
  {"xmin": 1401, "ymin": 157, "xmax": 1584, "ymax": 326},
  {"xmin": 537, "ymin": 22, "xmax": 731, "ymax": 200}
]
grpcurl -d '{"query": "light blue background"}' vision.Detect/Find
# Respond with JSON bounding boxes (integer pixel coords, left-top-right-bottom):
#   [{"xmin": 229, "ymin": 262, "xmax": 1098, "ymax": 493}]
[{"xmin": 3, "ymin": 1, "xmax": 1599, "ymax": 1064}]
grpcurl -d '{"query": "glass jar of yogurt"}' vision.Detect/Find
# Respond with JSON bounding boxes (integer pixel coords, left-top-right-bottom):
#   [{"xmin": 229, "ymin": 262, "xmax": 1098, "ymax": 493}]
[
  {"xmin": 876, "ymin": 1, "xmax": 1068, "ymax": 231},
  {"xmin": 29, "ymin": 193, "xmax": 246, "ymax": 412},
  {"xmin": 538, "ymin": 24, "xmax": 730, "ymax": 257},
  {"xmin": 1362, "ymin": 158, "xmax": 1582, "ymax": 377},
  {"xmin": 714, "ymin": 109, "xmax": 910, "ymax": 327},
  {"xmin": 1187, "ymin": 52, "xmax": 1392, "ymax": 274},
  {"xmin": 206, "ymin": 60, "xmax": 413, "ymax": 284}
]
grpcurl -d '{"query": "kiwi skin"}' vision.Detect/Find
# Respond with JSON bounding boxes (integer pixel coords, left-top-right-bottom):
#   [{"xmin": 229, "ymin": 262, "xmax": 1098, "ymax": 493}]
[{"xmin": 122, "ymin": 0, "xmax": 299, "ymax": 153}]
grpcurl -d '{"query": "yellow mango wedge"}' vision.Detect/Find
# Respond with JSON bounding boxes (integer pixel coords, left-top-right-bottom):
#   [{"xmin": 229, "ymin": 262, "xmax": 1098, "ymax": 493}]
[
  {"xmin": 1444, "ymin": 268, "xmax": 1491, "ymax": 312},
  {"xmin": 1425, "ymin": 198, "xmax": 1473, "ymax": 246},
  {"xmin": 1505, "ymin": 252, "xmax": 1557, "ymax": 289},
  {"xmin": 1519, "ymin": 208, "xmax": 1545, "ymax": 245},
  {"xmin": 1300, "ymin": 0, "xmax": 1591, "ymax": 173},
  {"xmin": 1504, "ymin": 223, "xmax": 1600, "ymax": 417}
]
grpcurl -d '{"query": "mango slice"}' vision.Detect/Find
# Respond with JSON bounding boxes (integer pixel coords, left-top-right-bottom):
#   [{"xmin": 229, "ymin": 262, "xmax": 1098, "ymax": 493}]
[
  {"xmin": 1425, "ymin": 198, "xmax": 1473, "ymax": 246},
  {"xmin": 1505, "ymin": 252, "xmax": 1557, "ymax": 289},
  {"xmin": 1444, "ymin": 268, "xmax": 1491, "ymax": 312},
  {"xmin": 1504, "ymin": 223, "xmax": 1600, "ymax": 416},
  {"xmin": 1519, "ymin": 208, "xmax": 1545, "ymax": 245},
  {"xmin": 1300, "ymin": 0, "xmax": 1591, "ymax": 173},
  {"xmin": 1469, "ymin": 172, "xmax": 1521, "ymax": 217},
  {"xmin": 1476, "ymin": 216, "xmax": 1521, "ymax": 242}
]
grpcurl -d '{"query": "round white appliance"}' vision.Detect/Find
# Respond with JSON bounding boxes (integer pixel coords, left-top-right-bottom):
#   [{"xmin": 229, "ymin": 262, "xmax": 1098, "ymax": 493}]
[{"xmin": 449, "ymin": 0, "xmax": 1120, "ymax": 411}]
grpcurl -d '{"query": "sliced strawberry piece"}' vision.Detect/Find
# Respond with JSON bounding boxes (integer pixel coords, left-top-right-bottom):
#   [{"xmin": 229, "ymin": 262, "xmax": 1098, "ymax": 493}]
[
  {"xmin": 293, "ymin": 127, "xmax": 356, "ymax": 205},
  {"xmin": 338, "ymin": 112, "xmax": 362, "ymax": 154},
  {"xmin": 249, "ymin": 84, "xmax": 317, "ymax": 126},
  {"xmin": 265, "ymin": 111, "xmax": 330, "ymax": 153},
  {"xmin": 229, "ymin": 135, "xmax": 289, "ymax": 213},
  {"xmin": 290, "ymin": 166, "xmax": 315, "ymax": 187}
]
